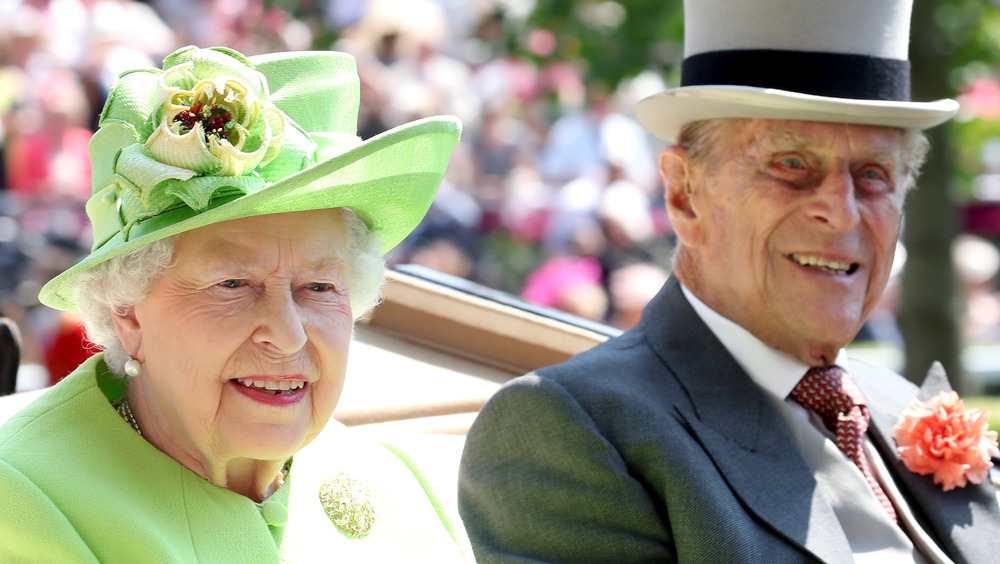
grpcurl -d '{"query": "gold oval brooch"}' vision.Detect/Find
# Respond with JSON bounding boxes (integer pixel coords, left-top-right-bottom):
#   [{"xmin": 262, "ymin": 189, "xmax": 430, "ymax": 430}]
[{"xmin": 318, "ymin": 472, "xmax": 375, "ymax": 538}]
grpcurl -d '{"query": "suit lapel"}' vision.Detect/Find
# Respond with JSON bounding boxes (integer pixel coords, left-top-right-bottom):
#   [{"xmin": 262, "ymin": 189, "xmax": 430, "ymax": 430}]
[
  {"xmin": 640, "ymin": 279, "xmax": 853, "ymax": 563},
  {"xmin": 853, "ymin": 360, "xmax": 1000, "ymax": 564}
]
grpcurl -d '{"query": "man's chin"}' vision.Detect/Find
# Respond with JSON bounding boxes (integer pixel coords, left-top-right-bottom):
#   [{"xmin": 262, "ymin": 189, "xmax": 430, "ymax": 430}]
[
  {"xmin": 768, "ymin": 314, "xmax": 863, "ymax": 364},
  {"xmin": 798, "ymin": 328, "xmax": 862, "ymax": 363}
]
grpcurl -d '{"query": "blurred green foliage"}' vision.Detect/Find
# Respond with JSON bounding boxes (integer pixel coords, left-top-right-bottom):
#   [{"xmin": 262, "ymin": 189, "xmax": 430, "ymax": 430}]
[
  {"xmin": 967, "ymin": 396, "xmax": 1000, "ymax": 433},
  {"xmin": 934, "ymin": 1, "xmax": 1000, "ymax": 200},
  {"xmin": 508, "ymin": 0, "xmax": 685, "ymax": 89}
]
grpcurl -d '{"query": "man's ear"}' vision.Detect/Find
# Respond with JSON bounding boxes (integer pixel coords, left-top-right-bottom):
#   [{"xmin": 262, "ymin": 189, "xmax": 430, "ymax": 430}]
[
  {"xmin": 111, "ymin": 306, "xmax": 143, "ymax": 359},
  {"xmin": 660, "ymin": 145, "xmax": 704, "ymax": 247}
]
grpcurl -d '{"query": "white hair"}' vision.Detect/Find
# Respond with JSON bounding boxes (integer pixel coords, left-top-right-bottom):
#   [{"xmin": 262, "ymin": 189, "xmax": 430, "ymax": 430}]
[{"xmin": 76, "ymin": 208, "xmax": 386, "ymax": 377}]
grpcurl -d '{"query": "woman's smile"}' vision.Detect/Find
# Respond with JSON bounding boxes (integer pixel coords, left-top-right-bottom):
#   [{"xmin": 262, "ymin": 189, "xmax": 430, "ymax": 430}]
[{"xmin": 231, "ymin": 377, "xmax": 309, "ymax": 406}]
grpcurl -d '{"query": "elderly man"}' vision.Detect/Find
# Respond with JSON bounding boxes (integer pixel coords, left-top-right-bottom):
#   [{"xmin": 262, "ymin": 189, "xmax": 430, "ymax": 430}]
[{"xmin": 459, "ymin": 0, "xmax": 1000, "ymax": 562}]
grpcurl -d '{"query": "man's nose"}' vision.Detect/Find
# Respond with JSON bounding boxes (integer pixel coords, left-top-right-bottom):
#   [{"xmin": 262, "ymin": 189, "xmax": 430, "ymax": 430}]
[
  {"xmin": 252, "ymin": 289, "xmax": 308, "ymax": 355},
  {"xmin": 808, "ymin": 168, "xmax": 861, "ymax": 232}
]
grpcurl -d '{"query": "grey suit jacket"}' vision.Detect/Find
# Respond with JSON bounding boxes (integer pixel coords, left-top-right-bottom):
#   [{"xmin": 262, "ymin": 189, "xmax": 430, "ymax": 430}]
[{"xmin": 459, "ymin": 277, "xmax": 1000, "ymax": 563}]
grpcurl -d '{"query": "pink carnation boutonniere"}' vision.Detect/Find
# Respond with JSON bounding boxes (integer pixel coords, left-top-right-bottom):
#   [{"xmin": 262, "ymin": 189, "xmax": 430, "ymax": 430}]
[{"xmin": 894, "ymin": 391, "xmax": 999, "ymax": 491}]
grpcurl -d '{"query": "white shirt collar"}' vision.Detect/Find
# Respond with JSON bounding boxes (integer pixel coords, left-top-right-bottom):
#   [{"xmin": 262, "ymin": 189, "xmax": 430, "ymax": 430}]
[{"xmin": 679, "ymin": 282, "xmax": 850, "ymax": 401}]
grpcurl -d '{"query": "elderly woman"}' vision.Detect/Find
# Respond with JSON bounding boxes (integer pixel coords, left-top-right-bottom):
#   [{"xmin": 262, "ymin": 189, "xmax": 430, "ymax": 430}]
[{"xmin": 0, "ymin": 47, "xmax": 467, "ymax": 562}]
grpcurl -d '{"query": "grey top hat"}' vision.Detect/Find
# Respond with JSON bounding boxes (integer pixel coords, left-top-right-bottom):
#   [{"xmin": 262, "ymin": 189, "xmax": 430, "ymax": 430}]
[{"xmin": 635, "ymin": 0, "xmax": 959, "ymax": 142}]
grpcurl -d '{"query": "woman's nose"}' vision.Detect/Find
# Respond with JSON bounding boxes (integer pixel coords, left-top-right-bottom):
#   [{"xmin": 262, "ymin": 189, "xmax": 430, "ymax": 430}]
[{"xmin": 252, "ymin": 289, "xmax": 308, "ymax": 355}]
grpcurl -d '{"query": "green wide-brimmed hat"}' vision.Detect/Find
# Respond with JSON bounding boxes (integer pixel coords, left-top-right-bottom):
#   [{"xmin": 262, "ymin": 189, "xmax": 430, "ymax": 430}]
[{"xmin": 40, "ymin": 46, "xmax": 462, "ymax": 312}]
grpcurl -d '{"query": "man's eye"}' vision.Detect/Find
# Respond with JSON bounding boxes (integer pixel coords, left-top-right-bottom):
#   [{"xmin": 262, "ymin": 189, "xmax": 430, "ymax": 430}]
[
  {"xmin": 219, "ymin": 279, "xmax": 245, "ymax": 289},
  {"xmin": 780, "ymin": 156, "xmax": 805, "ymax": 169},
  {"xmin": 859, "ymin": 169, "xmax": 882, "ymax": 180}
]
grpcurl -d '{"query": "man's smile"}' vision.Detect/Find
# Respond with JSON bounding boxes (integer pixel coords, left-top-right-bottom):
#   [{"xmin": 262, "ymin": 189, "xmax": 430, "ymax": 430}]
[{"xmin": 788, "ymin": 253, "xmax": 859, "ymax": 275}]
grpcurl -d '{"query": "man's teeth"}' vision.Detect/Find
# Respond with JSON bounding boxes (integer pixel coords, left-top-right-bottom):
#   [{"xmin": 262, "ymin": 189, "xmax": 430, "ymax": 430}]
[
  {"xmin": 234, "ymin": 378, "xmax": 305, "ymax": 394},
  {"xmin": 790, "ymin": 254, "xmax": 855, "ymax": 275}
]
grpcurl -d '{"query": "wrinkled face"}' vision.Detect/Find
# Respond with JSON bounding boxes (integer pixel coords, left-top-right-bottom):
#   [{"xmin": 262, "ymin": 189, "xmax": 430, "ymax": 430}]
[
  {"xmin": 128, "ymin": 209, "xmax": 353, "ymax": 466},
  {"xmin": 669, "ymin": 120, "xmax": 906, "ymax": 364}
]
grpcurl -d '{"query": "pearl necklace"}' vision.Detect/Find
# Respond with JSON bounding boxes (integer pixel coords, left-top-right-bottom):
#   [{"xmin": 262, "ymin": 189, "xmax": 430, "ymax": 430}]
[
  {"xmin": 116, "ymin": 398, "xmax": 142, "ymax": 436},
  {"xmin": 274, "ymin": 464, "xmax": 288, "ymax": 490}
]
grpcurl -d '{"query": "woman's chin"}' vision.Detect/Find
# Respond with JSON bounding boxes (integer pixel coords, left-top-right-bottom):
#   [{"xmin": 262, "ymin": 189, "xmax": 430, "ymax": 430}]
[
  {"xmin": 220, "ymin": 425, "xmax": 312, "ymax": 462},
  {"xmin": 210, "ymin": 381, "xmax": 339, "ymax": 463},
  {"xmin": 216, "ymin": 394, "xmax": 316, "ymax": 461}
]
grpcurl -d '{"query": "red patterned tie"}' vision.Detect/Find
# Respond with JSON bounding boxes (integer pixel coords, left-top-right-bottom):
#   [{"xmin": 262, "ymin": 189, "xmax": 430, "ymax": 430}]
[{"xmin": 790, "ymin": 365, "xmax": 897, "ymax": 522}]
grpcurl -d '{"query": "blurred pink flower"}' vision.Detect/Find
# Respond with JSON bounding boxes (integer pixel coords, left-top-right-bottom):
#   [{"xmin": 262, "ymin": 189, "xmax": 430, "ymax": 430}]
[
  {"xmin": 894, "ymin": 391, "xmax": 999, "ymax": 491},
  {"xmin": 959, "ymin": 77, "xmax": 1000, "ymax": 120},
  {"xmin": 527, "ymin": 29, "xmax": 557, "ymax": 57}
]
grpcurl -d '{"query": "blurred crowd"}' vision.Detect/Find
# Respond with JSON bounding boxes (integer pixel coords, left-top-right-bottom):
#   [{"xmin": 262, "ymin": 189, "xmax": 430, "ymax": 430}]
[
  {"xmin": 3, "ymin": 0, "xmax": 1000, "ymax": 392},
  {"xmin": 0, "ymin": 0, "xmax": 676, "ymax": 389}
]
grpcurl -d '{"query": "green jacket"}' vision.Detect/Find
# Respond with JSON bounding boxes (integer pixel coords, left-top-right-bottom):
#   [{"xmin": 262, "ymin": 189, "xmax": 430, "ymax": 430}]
[{"xmin": 0, "ymin": 354, "xmax": 472, "ymax": 563}]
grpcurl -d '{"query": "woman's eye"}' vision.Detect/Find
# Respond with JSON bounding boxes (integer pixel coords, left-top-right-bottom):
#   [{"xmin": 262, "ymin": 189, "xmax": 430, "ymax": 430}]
[
  {"xmin": 307, "ymin": 282, "xmax": 338, "ymax": 293},
  {"xmin": 219, "ymin": 279, "xmax": 245, "ymax": 289}
]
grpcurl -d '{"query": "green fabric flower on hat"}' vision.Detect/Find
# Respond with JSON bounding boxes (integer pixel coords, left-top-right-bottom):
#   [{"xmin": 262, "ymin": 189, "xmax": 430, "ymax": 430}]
[
  {"xmin": 146, "ymin": 64, "xmax": 285, "ymax": 176},
  {"xmin": 90, "ymin": 46, "xmax": 297, "ymax": 244}
]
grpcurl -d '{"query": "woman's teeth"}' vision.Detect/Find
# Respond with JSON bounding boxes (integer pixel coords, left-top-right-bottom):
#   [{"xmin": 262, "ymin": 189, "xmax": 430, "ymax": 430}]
[{"xmin": 234, "ymin": 378, "xmax": 305, "ymax": 395}]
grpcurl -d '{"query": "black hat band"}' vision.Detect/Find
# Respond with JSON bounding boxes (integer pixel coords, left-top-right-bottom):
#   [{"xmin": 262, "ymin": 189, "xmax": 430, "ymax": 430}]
[{"xmin": 681, "ymin": 49, "xmax": 911, "ymax": 102}]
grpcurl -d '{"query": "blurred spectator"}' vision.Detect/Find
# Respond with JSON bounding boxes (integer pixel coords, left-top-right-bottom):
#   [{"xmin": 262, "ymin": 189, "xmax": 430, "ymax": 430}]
[
  {"xmin": 0, "ymin": 316, "xmax": 20, "ymax": 396},
  {"xmin": 597, "ymin": 161, "xmax": 660, "ymax": 271},
  {"xmin": 521, "ymin": 255, "xmax": 608, "ymax": 322},
  {"xmin": 407, "ymin": 236, "xmax": 476, "ymax": 280},
  {"xmin": 538, "ymin": 80, "xmax": 655, "ymax": 190},
  {"xmin": 0, "ymin": 0, "xmax": 753, "ymax": 389},
  {"xmin": 954, "ymin": 234, "xmax": 1000, "ymax": 343},
  {"xmin": 607, "ymin": 262, "xmax": 668, "ymax": 331},
  {"xmin": 43, "ymin": 309, "xmax": 91, "ymax": 384},
  {"xmin": 5, "ymin": 68, "xmax": 92, "ymax": 199},
  {"xmin": 4, "ymin": 231, "xmax": 91, "ymax": 385}
]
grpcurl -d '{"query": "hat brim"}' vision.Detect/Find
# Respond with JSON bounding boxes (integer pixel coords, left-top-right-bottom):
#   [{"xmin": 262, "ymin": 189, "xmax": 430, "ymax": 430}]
[
  {"xmin": 635, "ymin": 85, "xmax": 959, "ymax": 143},
  {"xmin": 40, "ymin": 115, "xmax": 461, "ymax": 312}
]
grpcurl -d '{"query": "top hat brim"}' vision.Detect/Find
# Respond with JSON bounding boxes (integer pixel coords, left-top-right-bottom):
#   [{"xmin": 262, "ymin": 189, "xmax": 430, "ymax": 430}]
[
  {"xmin": 39, "ymin": 115, "xmax": 461, "ymax": 312},
  {"xmin": 635, "ymin": 85, "xmax": 959, "ymax": 143}
]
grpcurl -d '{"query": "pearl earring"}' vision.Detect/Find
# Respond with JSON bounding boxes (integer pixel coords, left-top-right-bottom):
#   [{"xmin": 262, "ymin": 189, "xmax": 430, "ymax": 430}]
[{"xmin": 124, "ymin": 356, "xmax": 142, "ymax": 378}]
